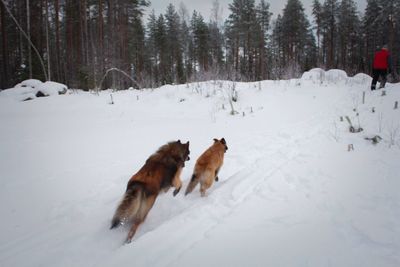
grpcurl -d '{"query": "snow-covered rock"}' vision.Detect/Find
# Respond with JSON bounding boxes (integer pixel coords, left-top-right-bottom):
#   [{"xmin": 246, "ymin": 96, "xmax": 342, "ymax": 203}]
[
  {"xmin": 0, "ymin": 86, "xmax": 37, "ymax": 101},
  {"xmin": 0, "ymin": 80, "xmax": 68, "ymax": 101},
  {"xmin": 36, "ymin": 81, "xmax": 68, "ymax": 96},
  {"xmin": 15, "ymin": 79, "xmax": 43, "ymax": 88}
]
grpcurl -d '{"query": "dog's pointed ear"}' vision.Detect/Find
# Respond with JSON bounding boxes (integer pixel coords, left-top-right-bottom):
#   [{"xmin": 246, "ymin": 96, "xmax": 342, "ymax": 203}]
[
  {"xmin": 220, "ymin": 138, "xmax": 226, "ymax": 144},
  {"xmin": 185, "ymin": 141, "xmax": 189, "ymax": 147},
  {"xmin": 213, "ymin": 138, "xmax": 218, "ymax": 142}
]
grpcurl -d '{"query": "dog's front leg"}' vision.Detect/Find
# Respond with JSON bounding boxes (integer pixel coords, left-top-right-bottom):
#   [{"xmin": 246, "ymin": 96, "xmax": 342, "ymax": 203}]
[{"xmin": 172, "ymin": 166, "xmax": 183, "ymax": 196}]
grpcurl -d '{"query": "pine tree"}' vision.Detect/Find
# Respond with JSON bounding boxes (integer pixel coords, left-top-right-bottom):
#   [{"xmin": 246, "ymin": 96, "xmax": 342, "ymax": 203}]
[
  {"xmin": 312, "ymin": 0, "xmax": 323, "ymax": 66},
  {"xmin": 145, "ymin": 10, "xmax": 158, "ymax": 86},
  {"xmin": 191, "ymin": 11, "xmax": 209, "ymax": 74},
  {"xmin": 165, "ymin": 4, "xmax": 184, "ymax": 84},
  {"xmin": 270, "ymin": 15, "xmax": 284, "ymax": 79},
  {"xmin": 209, "ymin": 0, "xmax": 224, "ymax": 77},
  {"xmin": 338, "ymin": 0, "xmax": 361, "ymax": 74},
  {"xmin": 256, "ymin": 0, "xmax": 272, "ymax": 79},
  {"xmin": 321, "ymin": 0, "xmax": 339, "ymax": 68},
  {"xmin": 155, "ymin": 14, "xmax": 168, "ymax": 85},
  {"xmin": 281, "ymin": 0, "xmax": 314, "ymax": 77},
  {"xmin": 363, "ymin": 0, "xmax": 388, "ymax": 73},
  {"xmin": 225, "ymin": 0, "xmax": 259, "ymax": 80}
]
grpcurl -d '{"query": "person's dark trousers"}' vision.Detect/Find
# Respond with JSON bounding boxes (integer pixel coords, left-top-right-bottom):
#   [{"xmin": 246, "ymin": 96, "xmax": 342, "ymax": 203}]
[{"xmin": 371, "ymin": 69, "xmax": 388, "ymax": 90}]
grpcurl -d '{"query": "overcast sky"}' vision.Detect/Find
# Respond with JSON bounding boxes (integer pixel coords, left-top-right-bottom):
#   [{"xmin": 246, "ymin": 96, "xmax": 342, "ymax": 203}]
[{"xmin": 146, "ymin": 0, "xmax": 367, "ymax": 23}]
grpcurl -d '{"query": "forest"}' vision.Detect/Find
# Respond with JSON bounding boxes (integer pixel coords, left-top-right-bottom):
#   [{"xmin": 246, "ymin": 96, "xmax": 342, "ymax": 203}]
[{"xmin": 0, "ymin": 0, "xmax": 399, "ymax": 90}]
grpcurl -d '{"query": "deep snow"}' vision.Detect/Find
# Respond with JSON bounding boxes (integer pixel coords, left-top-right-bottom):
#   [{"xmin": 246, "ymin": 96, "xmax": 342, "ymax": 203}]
[{"xmin": 1, "ymin": 69, "xmax": 400, "ymax": 267}]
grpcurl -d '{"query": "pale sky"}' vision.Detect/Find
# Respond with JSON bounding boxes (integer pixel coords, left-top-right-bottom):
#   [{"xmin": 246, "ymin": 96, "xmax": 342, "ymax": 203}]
[{"xmin": 146, "ymin": 0, "xmax": 367, "ymax": 23}]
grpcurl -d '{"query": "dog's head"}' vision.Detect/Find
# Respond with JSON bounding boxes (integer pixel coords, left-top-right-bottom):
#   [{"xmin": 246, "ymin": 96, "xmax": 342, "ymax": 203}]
[
  {"xmin": 176, "ymin": 140, "xmax": 190, "ymax": 162},
  {"xmin": 213, "ymin": 138, "xmax": 228, "ymax": 152}
]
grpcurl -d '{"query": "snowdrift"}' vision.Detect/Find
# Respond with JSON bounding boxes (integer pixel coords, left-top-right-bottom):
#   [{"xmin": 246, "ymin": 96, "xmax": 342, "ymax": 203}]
[
  {"xmin": 0, "ymin": 79, "xmax": 68, "ymax": 101},
  {"xmin": 301, "ymin": 68, "xmax": 372, "ymax": 86}
]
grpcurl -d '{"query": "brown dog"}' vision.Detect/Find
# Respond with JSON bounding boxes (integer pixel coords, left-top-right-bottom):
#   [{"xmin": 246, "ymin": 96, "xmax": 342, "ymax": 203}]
[
  {"xmin": 185, "ymin": 138, "xmax": 227, "ymax": 197},
  {"xmin": 110, "ymin": 140, "xmax": 190, "ymax": 243}
]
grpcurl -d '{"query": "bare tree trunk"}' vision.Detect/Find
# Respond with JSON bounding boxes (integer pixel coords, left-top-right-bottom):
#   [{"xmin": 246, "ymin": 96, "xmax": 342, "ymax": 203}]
[
  {"xmin": 83, "ymin": 0, "xmax": 89, "ymax": 66},
  {"xmin": 260, "ymin": 32, "xmax": 265, "ymax": 79},
  {"xmin": 0, "ymin": 1, "xmax": 9, "ymax": 87},
  {"xmin": 27, "ymin": 0, "xmax": 32, "ymax": 78},
  {"xmin": 54, "ymin": 0, "xmax": 61, "ymax": 81},
  {"xmin": 66, "ymin": 0, "xmax": 73, "ymax": 84},
  {"xmin": 98, "ymin": 0, "xmax": 104, "ymax": 76},
  {"xmin": 108, "ymin": 0, "xmax": 116, "ymax": 88},
  {"xmin": 45, "ymin": 0, "xmax": 51, "ymax": 80}
]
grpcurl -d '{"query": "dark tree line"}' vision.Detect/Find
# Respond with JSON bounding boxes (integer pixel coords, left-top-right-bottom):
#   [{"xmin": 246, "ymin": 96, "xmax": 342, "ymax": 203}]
[{"xmin": 1, "ymin": 0, "xmax": 399, "ymax": 90}]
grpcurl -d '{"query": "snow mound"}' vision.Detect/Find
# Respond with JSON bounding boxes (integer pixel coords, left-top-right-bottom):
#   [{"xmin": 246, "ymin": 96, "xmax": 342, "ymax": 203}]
[
  {"xmin": 300, "ymin": 68, "xmax": 326, "ymax": 84},
  {"xmin": 301, "ymin": 68, "xmax": 371, "ymax": 86},
  {"xmin": 0, "ymin": 80, "xmax": 68, "ymax": 101},
  {"xmin": 15, "ymin": 79, "xmax": 43, "ymax": 88},
  {"xmin": 351, "ymin": 73, "xmax": 372, "ymax": 84},
  {"xmin": 325, "ymin": 69, "xmax": 348, "ymax": 83},
  {"xmin": 0, "ymin": 86, "xmax": 37, "ymax": 101},
  {"xmin": 36, "ymin": 81, "xmax": 68, "ymax": 96}
]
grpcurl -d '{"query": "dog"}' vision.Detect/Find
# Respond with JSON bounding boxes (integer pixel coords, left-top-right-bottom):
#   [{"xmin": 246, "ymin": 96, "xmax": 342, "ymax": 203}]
[
  {"xmin": 185, "ymin": 138, "xmax": 227, "ymax": 197},
  {"xmin": 110, "ymin": 140, "xmax": 190, "ymax": 243}
]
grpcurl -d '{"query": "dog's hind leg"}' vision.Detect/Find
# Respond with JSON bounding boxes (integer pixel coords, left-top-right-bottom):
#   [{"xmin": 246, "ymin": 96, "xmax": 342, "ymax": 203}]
[
  {"xmin": 215, "ymin": 168, "xmax": 220, "ymax": 182},
  {"xmin": 185, "ymin": 174, "xmax": 199, "ymax": 196},
  {"xmin": 200, "ymin": 170, "xmax": 214, "ymax": 197},
  {"xmin": 126, "ymin": 193, "xmax": 157, "ymax": 243}
]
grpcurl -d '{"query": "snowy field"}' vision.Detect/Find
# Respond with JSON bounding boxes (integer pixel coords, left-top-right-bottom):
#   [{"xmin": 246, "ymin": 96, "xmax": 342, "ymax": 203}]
[{"xmin": 1, "ymin": 69, "xmax": 400, "ymax": 267}]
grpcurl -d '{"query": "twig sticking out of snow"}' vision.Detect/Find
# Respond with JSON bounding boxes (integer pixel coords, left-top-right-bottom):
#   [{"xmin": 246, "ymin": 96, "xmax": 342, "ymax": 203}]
[
  {"xmin": 346, "ymin": 116, "xmax": 363, "ymax": 133},
  {"xmin": 387, "ymin": 122, "xmax": 400, "ymax": 148},
  {"xmin": 345, "ymin": 116, "xmax": 353, "ymax": 127},
  {"xmin": 364, "ymin": 135, "xmax": 382, "ymax": 145}
]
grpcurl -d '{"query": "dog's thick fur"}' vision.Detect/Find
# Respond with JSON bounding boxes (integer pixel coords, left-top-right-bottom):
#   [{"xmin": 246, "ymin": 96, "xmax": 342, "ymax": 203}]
[
  {"xmin": 185, "ymin": 138, "xmax": 227, "ymax": 197},
  {"xmin": 110, "ymin": 140, "xmax": 190, "ymax": 243}
]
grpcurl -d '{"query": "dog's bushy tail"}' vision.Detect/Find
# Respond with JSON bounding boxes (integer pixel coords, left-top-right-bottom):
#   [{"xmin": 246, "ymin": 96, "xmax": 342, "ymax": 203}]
[
  {"xmin": 110, "ymin": 181, "xmax": 144, "ymax": 229},
  {"xmin": 185, "ymin": 174, "xmax": 199, "ymax": 196}
]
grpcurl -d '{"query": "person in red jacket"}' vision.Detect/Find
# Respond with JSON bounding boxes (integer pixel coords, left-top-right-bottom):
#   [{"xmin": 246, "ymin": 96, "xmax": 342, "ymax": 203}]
[{"xmin": 371, "ymin": 45, "xmax": 392, "ymax": 90}]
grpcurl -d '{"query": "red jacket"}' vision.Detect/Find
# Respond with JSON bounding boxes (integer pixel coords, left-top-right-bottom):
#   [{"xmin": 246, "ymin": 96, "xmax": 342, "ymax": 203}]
[{"xmin": 373, "ymin": 49, "xmax": 390, "ymax": 70}]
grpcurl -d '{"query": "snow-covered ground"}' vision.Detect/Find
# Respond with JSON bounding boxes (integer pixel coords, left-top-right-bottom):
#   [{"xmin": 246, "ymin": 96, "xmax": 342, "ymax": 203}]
[{"xmin": 1, "ymin": 69, "xmax": 399, "ymax": 267}]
